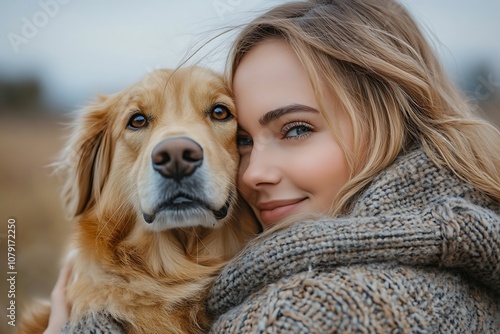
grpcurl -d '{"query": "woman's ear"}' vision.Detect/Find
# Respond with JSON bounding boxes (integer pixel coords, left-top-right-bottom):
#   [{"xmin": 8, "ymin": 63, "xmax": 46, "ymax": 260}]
[{"xmin": 59, "ymin": 96, "xmax": 116, "ymax": 218}]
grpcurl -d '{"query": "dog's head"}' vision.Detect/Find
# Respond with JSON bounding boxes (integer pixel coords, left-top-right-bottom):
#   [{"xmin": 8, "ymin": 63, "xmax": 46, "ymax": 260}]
[{"xmin": 60, "ymin": 67, "xmax": 241, "ymax": 232}]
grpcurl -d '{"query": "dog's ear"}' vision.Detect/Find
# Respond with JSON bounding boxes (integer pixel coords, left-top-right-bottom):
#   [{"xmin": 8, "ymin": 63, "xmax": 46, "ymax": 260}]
[{"xmin": 59, "ymin": 95, "xmax": 116, "ymax": 218}]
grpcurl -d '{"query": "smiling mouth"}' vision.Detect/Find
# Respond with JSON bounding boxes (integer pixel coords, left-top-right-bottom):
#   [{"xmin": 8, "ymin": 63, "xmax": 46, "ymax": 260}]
[
  {"xmin": 257, "ymin": 198, "xmax": 306, "ymax": 211},
  {"xmin": 142, "ymin": 194, "xmax": 231, "ymax": 224},
  {"xmin": 257, "ymin": 198, "xmax": 307, "ymax": 227}
]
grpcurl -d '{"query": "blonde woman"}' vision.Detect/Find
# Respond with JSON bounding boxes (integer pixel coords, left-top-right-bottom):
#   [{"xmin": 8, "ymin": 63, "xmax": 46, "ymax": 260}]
[{"xmin": 46, "ymin": 0, "xmax": 500, "ymax": 332}]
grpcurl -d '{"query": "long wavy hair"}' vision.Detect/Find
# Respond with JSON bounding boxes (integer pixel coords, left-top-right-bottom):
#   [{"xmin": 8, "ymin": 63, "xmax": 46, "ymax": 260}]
[{"xmin": 226, "ymin": 0, "xmax": 500, "ymax": 215}]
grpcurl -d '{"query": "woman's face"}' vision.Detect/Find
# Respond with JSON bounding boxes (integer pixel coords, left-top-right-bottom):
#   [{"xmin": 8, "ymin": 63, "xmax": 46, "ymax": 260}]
[{"xmin": 234, "ymin": 39, "xmax": 352, "ymax": 229}]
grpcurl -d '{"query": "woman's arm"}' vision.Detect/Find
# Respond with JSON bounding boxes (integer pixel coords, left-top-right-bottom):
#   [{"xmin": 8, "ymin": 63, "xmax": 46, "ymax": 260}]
[
  {"xmin": 43, "ymin": 258, "xmax": 125, "ymax": 334},
  {"xmin": 207, "ymin": 197, "xmax": 500, "ymax": 318},
  {"xmin": 209, "ymin": 262, "xmax": 500, "ymax": 333},
  {"xmin": 43, "ymin": 259, "xmax": 72, "ymax": 334}
]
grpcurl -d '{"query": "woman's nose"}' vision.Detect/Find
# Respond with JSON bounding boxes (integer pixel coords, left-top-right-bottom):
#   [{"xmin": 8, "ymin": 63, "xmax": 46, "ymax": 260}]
[{"xmin": 239, "ymin": 145, "xmax": 281, "ymax": 190}]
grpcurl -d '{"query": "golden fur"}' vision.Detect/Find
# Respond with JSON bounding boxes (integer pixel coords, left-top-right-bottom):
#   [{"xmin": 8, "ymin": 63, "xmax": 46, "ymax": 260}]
[{"xmin": 19, "ymin": 67, "xmax": 258, "ymax": 334}]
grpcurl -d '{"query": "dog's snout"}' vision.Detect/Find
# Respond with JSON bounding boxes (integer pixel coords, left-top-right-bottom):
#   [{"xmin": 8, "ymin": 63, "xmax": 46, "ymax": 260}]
[{"xmin": 152, "ymin": 137, "xmax": 203, "ymax": 180}]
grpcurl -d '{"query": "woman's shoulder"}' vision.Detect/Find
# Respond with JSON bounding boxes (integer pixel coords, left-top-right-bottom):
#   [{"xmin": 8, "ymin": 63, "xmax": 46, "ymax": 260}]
[{"xmin": 350, "ymin": 147, "xmax": 499, "ymax": 217}]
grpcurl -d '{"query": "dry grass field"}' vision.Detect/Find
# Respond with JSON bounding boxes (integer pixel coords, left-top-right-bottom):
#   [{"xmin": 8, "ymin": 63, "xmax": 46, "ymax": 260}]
[{"xmin": 0, "ymin": 114, "xmax": 71, "ymax": 334}]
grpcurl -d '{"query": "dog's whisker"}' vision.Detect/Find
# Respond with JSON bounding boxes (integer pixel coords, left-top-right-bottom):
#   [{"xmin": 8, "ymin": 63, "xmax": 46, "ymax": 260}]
[{"xmin": 94, "ymin": 186, "xmax": 136, "ymax": 243}]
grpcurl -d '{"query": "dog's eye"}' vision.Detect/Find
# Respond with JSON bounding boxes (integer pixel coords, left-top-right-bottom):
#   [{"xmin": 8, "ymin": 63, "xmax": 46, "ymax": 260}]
[
  {"xmin": 210, "ymin": 105, "xmax": 233, "ymax": 122},
  {"xmin": 127, "ymin": 113, "xmax": 148, "ymax": 130}
]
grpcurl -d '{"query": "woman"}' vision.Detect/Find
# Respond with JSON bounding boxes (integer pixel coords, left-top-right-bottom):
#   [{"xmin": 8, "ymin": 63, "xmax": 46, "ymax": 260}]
[{"xmin": 47, "ymin": 0, "xmax": 500, "ymax": 332}]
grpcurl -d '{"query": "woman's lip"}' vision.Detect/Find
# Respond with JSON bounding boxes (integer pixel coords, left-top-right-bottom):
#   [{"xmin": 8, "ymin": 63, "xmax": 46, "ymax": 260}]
[
  {"xmin": 256, "ymin": 198, "xmax": 305, "ymax": 210},
  {"xmin": 257, "ymin": 198, "xmax": 306, "ymax": 227}
]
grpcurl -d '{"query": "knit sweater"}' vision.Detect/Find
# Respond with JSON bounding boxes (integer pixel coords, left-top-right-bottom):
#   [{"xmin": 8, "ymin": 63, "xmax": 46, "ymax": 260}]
[
  {"xmin": 61, "ymin": 148, "xmax": 500, "ymax": 333},
  {"xmin": 206, "ymin": 148, "xmax": 500, "ymax": 333}
]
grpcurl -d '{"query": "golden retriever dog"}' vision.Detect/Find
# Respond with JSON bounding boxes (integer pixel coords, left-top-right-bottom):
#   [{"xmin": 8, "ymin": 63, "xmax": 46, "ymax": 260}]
[{"xmin": 19, "ymin": 67, "xmax": 258, "ymax": 334}]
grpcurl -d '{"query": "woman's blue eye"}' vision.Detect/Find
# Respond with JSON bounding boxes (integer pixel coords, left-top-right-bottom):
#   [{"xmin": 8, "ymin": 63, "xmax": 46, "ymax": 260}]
[
  {"xmin": 237, "ymin": 135, "xmax": 253, "ymax": 147},
  {"xmin": 285, "ymin": 125, "xmax": 312, "ymax": 138}
]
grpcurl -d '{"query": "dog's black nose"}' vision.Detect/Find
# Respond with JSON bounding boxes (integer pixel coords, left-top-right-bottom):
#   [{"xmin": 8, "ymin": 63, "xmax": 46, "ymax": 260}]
[{"xmin": 152, "ymin": 137, "xmax": 203, "ymax": 180}]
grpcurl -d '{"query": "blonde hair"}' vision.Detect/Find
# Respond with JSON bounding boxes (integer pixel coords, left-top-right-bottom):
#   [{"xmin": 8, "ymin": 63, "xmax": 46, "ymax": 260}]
[{"xmin": 227, "ymin": 0, "xmax": 500, "ymax": 215}]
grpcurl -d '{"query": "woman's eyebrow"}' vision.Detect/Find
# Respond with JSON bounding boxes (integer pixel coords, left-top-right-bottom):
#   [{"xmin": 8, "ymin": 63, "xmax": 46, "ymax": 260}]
[{"xmin": 259, "ymin": 104, "xmax": 318, "ymax": 126}]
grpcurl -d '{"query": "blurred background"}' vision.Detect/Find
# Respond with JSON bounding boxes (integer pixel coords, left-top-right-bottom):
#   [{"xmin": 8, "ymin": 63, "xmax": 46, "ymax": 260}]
[{"xmin": 0, "ymin": 1, "xmax": 499, "ymax": 333}]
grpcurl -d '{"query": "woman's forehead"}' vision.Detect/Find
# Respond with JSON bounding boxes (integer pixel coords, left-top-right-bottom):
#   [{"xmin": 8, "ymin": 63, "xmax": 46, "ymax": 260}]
[{"xmin": 233, "ymin": 39, "xmax": 319, "ymax": 118}]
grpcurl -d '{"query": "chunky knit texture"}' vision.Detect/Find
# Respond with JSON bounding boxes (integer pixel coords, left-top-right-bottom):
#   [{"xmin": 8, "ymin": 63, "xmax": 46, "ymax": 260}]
[
  {"xmin": 206, "ymin": 148, "xmax": 500, "ymax": 333},
  {"xmin": 60, "ymin": 313, "xmax": 123, "ymax": 333},
  {"xmin": 61, "ymin": 149, "xmax": 500, "ymax": 333}
]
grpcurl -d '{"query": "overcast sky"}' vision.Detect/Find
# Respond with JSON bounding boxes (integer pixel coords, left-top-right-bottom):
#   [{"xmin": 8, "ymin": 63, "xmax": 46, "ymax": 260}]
[{"xmin": 1, "ymin": 0, "xmax": 499, "ymax": 110}]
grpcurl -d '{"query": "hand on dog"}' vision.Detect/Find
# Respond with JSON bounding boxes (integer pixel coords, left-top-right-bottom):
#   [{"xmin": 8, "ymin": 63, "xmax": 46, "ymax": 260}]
[{"xmin": 43, "ymin": 259, "xmax": 73, "ymax": 334}]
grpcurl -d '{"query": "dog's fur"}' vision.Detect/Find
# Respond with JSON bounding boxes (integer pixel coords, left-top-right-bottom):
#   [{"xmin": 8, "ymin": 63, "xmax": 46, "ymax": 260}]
[{"xmin": 19, "ymin": 67, "xmax": 259, "ymax": 334}]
